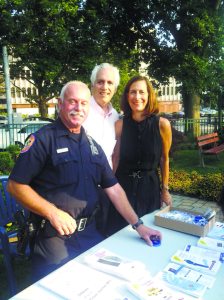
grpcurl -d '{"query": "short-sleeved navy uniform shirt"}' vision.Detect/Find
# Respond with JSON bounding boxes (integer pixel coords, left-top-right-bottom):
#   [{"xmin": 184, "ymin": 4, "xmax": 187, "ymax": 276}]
[{"xmin": 9, "ymin": 118, "xmax": 117, "ymax": 219}]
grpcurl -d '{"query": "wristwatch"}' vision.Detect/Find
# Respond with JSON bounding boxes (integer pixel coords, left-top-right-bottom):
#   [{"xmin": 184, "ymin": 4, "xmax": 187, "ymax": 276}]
[{"xmin": 132, "ymin": 218, "xmax": 144, "ymax": 230}]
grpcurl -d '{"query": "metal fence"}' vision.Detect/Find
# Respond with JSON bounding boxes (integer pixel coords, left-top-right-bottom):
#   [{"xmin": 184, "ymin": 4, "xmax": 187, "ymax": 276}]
[
  {"xmin": 0, "ymin": 117, "xmax": 223, "ymax": 150},
  {"xmin": 170, "ymin": 116, "xmax": 224, "ymax": 136},
  {"xmin": 0, "ymin": 122, "xmax": 50, "ymax": 150}
]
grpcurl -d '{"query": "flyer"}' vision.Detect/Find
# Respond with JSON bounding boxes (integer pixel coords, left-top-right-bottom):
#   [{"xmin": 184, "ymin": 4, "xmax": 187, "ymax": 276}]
[
  {"xmin": 84, "ymin": 248, "xmax": 148, "ymax": 281},
  {"xmin": 127, "ymin": 275, "xmax": 198, "ymax": 300},
  {"xmin": 207, "ymin": 222, "xmax": 224, "ymax": 240},
  {"xmin": 163, "ymin": 262, "xmax": 216, "ymax": 288},
  {"xmin": 170, "ymin": 250, "xmax": 221, "ymax": 275},
  {"xmin": 39, "ymin": 261, "xmax": 130, "ymax": 300},
  {"xmin": 184, "ymin": 244, "xmax": 224, "ymax": 263},
  {"xmin": 197, "ymin": 236, "xmax": 224, "ymax": 253},
  {"xmin": 155, "ymin": 271, "xmax": 207, "ymax": 298}
]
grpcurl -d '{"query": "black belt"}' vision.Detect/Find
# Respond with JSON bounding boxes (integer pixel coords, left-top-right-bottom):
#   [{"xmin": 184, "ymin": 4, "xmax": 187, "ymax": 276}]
[
  {"xmin": 41, "ymin": 206, "xmax": 99, "ymax": 237},
  {"xmin": 128, "ymin": 170, "xmax": 155, "ymax": 179},
  {"xmin": 40, "ymin": 216, "xmax": 94, "ymax": 238},
  {"xmin": 76, "ymin": 217, "xmax": 92, "ymax": 231},
  {"xmin": 76, "ymin": 203, "xmax": 100, "ymax": 231}
]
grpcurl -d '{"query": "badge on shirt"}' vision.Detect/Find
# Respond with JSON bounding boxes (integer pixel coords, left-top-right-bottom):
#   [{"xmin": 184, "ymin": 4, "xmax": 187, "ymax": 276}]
[
  {"xmin": 20, "ymin": 134, "xmax": 36, "ymax": 153},
  {"xmin": 56, "ymin": 148, "xmax": 69, "ymax": 153}
]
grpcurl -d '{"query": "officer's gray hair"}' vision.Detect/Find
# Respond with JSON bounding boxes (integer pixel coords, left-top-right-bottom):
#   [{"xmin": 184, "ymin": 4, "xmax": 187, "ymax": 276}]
[
  {"xmin": 59, "ymin": 80, "xmax": 90, "ymax": 101},
  {"xmin": 90, "ymin": 63, "xmax": 120, "ymax": 90}
]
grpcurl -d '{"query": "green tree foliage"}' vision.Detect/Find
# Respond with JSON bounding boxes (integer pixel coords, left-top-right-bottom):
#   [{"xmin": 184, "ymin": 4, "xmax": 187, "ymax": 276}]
[
  {"xmin": 1, "ymin": 0, "xmax": 100, "ymax": 116},
  {"xmin": 0, "ymin": 0, "xmax": 138, "ymax": 116},
  {"xmin": 86, "ymin": 0, "xmax": 224, "ymax": 134}
]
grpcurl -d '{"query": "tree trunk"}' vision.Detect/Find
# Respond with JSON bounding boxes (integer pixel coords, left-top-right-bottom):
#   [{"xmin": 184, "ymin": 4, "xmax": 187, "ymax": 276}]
[
  {"xmin": 38, "ymin": 98, "xmax": 48, "ymax": 117},
  {"xmin": 182, "ymin": 88, "xmax": 201, "ymax": 137}
]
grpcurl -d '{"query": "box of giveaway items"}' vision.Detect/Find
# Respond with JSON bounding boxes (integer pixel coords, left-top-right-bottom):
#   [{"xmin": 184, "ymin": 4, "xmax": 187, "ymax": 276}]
[{"xmin": 154, "ymin": 206, "xmax": 216, "ymax": 237}]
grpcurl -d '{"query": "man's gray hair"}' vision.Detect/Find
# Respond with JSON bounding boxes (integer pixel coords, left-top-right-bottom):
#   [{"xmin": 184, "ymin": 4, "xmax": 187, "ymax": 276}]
[
  {"xmin": 59, "ymin": 80, "xmax": 90, "ymax": 101},
  {"xmin": 90, "ymin": 63, "xmax": 120, "ymax": 89}
]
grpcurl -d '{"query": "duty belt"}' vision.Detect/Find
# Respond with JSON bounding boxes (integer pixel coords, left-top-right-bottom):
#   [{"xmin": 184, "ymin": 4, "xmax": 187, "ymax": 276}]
[{"xmin": 40, "ymin": 216, "xmax": 94, "ymax": 238}]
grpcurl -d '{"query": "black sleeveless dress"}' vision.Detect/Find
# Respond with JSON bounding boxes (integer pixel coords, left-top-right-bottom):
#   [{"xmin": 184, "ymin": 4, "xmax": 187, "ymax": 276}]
[{"xmin": 106, "ymin": 114, "xmax": 162, "ymax": 235}]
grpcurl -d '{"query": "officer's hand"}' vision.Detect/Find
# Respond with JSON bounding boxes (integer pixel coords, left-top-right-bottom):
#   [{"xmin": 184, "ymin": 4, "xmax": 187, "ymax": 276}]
[
  {"xmin": 49, "ymin": 208, "xmax": 77, "ymax": 236},
  {"xmin": 136, "ymin": 225, "xmax": 162, "ymax": 246}
]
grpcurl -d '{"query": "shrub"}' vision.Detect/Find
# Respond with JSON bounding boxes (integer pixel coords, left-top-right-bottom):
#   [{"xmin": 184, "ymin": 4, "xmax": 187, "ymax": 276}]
[
  {"xmin": 169, "ymin": 169, "xmax": 223, "ymax": 202},
  {"xmin": 0, "ymin": 152, "xmax": 14, "ymax": 174},
  {"xmin": 6, "ymin": 145, "xmax": 21, "ymax": 162}
]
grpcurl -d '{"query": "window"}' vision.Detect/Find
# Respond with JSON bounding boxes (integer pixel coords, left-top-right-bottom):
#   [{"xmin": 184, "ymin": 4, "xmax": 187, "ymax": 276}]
[
  {"xmin": 16, "ymin": 88, "xmax": 21, "ymax": 98},
  {"xmin": 22, "ymin": 88, "xmax": 26, "ymax": 97},
  {"xmin": 11, "ymin": 87, "xmax": 15, "ymax": 97},
  {"xmin": 26, "ymin": 70, "xmax": 31, "ymax": 79},
  {"xmin": 21, "ymin": 70, "xmax": 25, "ymax": 78}
]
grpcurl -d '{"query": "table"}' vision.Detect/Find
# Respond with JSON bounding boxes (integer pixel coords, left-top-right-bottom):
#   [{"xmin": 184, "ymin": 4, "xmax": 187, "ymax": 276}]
[{"xmin": 9, "ymin": 211, "xmax": 224, "ymax": 299}]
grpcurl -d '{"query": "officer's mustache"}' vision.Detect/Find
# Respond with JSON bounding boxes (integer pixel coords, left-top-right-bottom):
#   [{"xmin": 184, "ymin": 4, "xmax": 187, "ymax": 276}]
[{"xmin": 69, "ymin": 110, "xmax": 85, "ymax": 118}]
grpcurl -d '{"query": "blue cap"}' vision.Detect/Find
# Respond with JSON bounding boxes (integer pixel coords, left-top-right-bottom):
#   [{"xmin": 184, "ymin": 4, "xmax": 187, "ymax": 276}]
[{"xmin": 150, "ymin": 235, "xmax": 161, "ymax": 247}]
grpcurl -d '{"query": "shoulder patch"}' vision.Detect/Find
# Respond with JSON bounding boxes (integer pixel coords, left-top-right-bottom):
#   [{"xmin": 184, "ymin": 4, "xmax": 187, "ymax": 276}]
[{"xmin": 20, "ymin": 134, "xmax": 36, "ymax": 153}]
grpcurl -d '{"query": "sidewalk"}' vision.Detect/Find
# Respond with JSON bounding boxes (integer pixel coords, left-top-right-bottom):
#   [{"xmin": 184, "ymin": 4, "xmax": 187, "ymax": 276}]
[{"xmin": 171, "ymin": 193, "xmax": 224, "ymax": 222}]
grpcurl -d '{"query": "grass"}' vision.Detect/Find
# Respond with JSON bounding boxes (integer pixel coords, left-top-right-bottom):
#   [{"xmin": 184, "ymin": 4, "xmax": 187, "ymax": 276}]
[
  {"xmin": 1, "ymin": 149, "xmax": 224, "ymax": 299},
  {"xmin": 170, "ymin": 149, "xmax": 224, "ymax": 174}
]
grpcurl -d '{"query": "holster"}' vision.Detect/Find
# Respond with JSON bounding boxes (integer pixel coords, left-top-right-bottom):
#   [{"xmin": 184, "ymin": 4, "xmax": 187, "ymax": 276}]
[{"xmin": 14, "ymin": 211, "xmax": 41, "ymax": 256}]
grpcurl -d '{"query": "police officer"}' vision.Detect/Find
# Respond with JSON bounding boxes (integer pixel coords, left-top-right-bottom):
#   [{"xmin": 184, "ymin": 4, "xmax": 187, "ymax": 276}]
[{"xmin": 7, "ymin": 81, "xmax": 162, "ymax": 282}]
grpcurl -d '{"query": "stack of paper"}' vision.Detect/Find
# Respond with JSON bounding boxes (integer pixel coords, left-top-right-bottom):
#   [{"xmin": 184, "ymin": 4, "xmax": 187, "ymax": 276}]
[
  {"xmin": 39, "ymin": 261, "xmax": 129, "ymax": 300},
  {"xmin": 207, "ymin": 221, "xmax": 224, "ymax": 240},
  {"xmin": 127, "ymin": 274, "xmax": 198, "ymax": 300},
  {"xmin": 170, "ymin": 250, "xmax": 221, "ymax": 275},
  {"xmin": 184, "ymin": 244, "xmax": 224, "ymax": 263},
  {"xmin": 197, "ymin": 236, "xmax": 224, "ymax": 253},
  {"xmin": 84, "ymin": 248, "xmax": 148, "ymax": 281},
  {"xmin": 163, "ymin": 262, "xmax": 216, "ymax": 289},
  {"xmin": 155, "ymin": 271, "xmax": 207, "ymax": 298}
]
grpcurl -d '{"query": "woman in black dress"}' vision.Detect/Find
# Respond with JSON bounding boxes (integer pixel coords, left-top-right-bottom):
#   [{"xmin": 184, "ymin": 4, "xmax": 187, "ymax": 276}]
[{"xmin": 106, "ymin": 75, "xmax": 172, "ymax": 235}]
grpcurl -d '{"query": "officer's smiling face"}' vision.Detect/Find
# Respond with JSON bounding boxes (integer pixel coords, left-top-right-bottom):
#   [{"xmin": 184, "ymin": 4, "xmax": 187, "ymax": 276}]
[{"xmin": 58, "ymin": 83, "xmax": 90, "ymax": 132}]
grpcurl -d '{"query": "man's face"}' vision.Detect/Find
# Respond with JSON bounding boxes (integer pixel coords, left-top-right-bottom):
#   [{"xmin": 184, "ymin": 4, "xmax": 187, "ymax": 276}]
[
  {"xmin": 58, "ymin": 83, "xmax": 90, "ymax": 132},
  {"xmin": 91, "ymin": 67, "xmax": 116, "ymax": 108}
]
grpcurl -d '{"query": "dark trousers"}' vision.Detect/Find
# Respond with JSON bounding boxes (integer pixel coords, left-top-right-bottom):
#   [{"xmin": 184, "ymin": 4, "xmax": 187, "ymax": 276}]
[{"xmin": 31, "ymin": 222, "xmax": 104, "ymax": 282}]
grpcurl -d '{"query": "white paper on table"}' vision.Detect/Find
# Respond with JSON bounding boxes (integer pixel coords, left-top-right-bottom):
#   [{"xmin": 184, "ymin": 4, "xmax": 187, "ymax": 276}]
[
  {"xmin": 39, "ymin": 261, "xmax": 130, "ymax": 300},
  {"xmin": 163, "ymin": 262, "xmax": 216, "ymax": 289}
]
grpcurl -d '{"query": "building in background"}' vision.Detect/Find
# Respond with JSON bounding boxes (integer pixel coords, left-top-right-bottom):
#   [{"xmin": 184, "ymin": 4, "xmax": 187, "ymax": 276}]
[
  {"xmin": 0, "ymin": 55, "xmax": 57, "ymax": 117},
  {"xmin": 0, "ymin": 61, "xmax": 182, "ymax": 116},
  {"xmin": 139, "ymin": 62, "xmax": 182, "ymax": 114},
  {"xmin": 158, "ymin": 77, "xmax": 182, "ymax": 114},
  {"xmin": 9, "ymin": 66, "xmax": 57, "ymax": 116}
]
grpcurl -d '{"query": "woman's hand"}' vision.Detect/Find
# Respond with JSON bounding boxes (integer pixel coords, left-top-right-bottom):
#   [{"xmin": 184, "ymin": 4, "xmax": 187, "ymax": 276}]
[{"xmin": 161, "ymin": 188, "xmax": 172, "ymax": 206}]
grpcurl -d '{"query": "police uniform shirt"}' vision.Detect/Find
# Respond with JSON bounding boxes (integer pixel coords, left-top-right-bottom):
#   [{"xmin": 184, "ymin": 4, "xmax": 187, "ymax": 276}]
[{"xmin": 9, "ymin": 118, "xmax": 118, "ymax": 219}]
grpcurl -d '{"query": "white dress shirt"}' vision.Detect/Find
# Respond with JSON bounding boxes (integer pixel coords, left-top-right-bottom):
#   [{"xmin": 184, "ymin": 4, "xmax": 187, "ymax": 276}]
[{"xmin": 83, "ymin": 97, "xmax": 119, "ymax": 167}]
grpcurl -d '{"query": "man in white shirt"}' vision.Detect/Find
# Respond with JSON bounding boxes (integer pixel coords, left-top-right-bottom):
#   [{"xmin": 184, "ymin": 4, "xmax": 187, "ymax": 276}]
[{"xmin": 83, "ymin": 63, "xmax": 120, "ymax": 167}]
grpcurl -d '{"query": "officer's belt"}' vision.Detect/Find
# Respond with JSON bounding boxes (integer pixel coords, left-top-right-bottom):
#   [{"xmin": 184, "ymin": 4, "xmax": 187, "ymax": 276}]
[
  {"xmin": 41, "ymin": 205, "xmax": 100, "ymax": 236},
  {"xmin": 76, "ymin": 203, "xmax": 100, "ymax": 231},
  {"xmin": 76, "ymin": 216, "xmax": 93, "ymax": 231}
]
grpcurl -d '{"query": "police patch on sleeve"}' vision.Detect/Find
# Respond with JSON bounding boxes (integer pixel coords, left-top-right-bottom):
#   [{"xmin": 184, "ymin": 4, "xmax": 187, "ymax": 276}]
[{"xmin": 20, "ymin": 134, "xmax": 36, "ymax": 153}]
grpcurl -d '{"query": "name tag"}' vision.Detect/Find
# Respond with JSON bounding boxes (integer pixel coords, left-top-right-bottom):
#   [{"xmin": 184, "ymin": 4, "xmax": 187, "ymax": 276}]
[{"xmin": 56, "ymin": 148, "xmax": 69, "ymax": 153}]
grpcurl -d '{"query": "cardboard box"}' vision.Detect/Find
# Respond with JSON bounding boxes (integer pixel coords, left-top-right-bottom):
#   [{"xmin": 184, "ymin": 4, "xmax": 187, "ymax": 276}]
[{"xmin": 154, "ymin": 206, "xmax": 215, "ymax": 237}]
